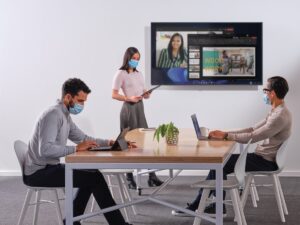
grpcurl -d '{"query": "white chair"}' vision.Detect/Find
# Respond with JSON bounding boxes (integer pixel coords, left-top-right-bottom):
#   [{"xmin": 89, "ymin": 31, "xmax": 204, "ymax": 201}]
[
  {"xmin": 241, "ymin": 139, "xmax": 289, "ymax": 222},
  {"xmin": 89, "ymin": 169, "xmax": 137, "ymax": 223},
  {"xmin": 192, "ymin": 139, "xmax": 252, "ymax": 225},
  {"xmin": 14, "ymin": 140, "xmax": 64, "ymax": 225}
]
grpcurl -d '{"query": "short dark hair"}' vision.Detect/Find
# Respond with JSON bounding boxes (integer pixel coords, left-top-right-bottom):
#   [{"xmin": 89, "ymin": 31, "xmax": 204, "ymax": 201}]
[
  {"xmin": 267, "ymin": 76, "xmax": 289, "ymax": 99},
  {"xmin": 62, "ymin": 78, "xmax": 91, "ymax": 97},
  {"xmin": 120, "ymin": 47, "xmax": 140, "ymax": 72}
]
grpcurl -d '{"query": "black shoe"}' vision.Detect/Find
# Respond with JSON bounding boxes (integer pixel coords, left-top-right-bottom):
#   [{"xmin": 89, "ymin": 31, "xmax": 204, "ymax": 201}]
[
  {"xmin": 204, "ymin": 203, "xmax": 227, "ymax": 217},
  {"xmin": 148, "ymin": 173, "xmax": 163, "ymax": 187},
  {"xmin": 127, "ymin": 179, "xmax": 137, "ymax": 189},
  {"xmin": 171, "ymin": 203, "xmax": 197, "ymax": 217},
  {"xmin": 126, "ymin": 173, "xmax": 137, "ymax": 189}
]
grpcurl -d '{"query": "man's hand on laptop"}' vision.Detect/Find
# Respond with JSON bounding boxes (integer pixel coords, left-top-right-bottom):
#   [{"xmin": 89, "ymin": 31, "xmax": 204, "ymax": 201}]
[
  {"xmin": 127, "ymin": 141, "xmax": 137, "ymax": 149},
  {"xmin": 209, "ymin": 130, "xmax": 228, "ymax": 140},
  {"xmin": 76, "ymin": 140, "xmax": 98, "ymax": 152},
  {"xmin": 108, "ymin": 140, "xmax": 114, "ymax": 146}
]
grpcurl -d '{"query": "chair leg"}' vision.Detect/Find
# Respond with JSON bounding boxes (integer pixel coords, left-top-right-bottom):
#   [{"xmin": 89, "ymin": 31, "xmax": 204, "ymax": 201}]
[
  {"xmin": 234, "ymin": 188, "xmax": 247, "ymax": 225},
  {"xmin": 249, "ymin": 177, "xmax": 259, "ymax": 207},
  {"xmin": 241, "ymin": 175, "xmax": 253, "ymax": 208},
  {"xmin": 252, "ymin": 181, "xmax": 259, "ymax": 202},
  {"xmin": 116, "ymin": 175, "xmax": 130, "ymax": 223},
  {"xmin": 231, "ymin": 189, "xmax": 242, "ymax": 225},
  {"xmin": 121, "ymin": 174, "xmax": 137, "ymax": 215},
  {"xmin": 18, "ymin": 189, "xmax": 34, "ymax": 225},
  {"xmin": 192, "ymin": 189, "xmax": 210, "ymax": 225},
  {"xmin": 107, "ymin": 175, "xmax": 115, "ymax": 199},
  {"xmin": 136, "ymin": 169, "xmax": 141, "ymax": 192},
  {"xmin": 272, "ymin": 175, "xmax": 286, "ymax": 222},
  {"xmin": 32, "ymin": 190, "xmax": 41, "ymax": 225},
  {"xmin": 275, "ymin": 175, "xmax": 288, "ymax": 215},
  {"xmin": 90, "ymin": 196, "xmax": 96, "ymax": 213},
  {"xmin": 52, "ymin": 189, "xmax": 64, "ymax": 225}
]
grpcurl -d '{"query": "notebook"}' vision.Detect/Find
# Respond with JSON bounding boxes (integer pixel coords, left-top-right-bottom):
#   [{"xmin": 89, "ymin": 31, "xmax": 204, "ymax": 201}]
[{"xmin": 88, "ymin": 128, "xmax": 129, "ymax": 151}]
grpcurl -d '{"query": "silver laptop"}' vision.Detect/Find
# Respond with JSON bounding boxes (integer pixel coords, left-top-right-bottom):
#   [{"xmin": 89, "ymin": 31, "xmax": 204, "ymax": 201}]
[
  {"xmin": 88, "ymin": 128, "xmax": 129, "ymax": 151},
  {"xmin": 191, "ymin": 114, "xmax": 209, "ymax": 140}
]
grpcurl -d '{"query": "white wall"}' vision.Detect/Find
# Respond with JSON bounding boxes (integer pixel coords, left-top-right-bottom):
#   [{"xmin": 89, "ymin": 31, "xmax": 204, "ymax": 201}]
[{"xmin": 1, "ymin": 0, "xmax": 300, "ymax": 176}]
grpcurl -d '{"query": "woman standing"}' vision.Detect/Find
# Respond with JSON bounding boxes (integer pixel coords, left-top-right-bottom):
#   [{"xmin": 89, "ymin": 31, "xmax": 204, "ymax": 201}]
[
  {"xmin": 112, "ymin": 47, "xmax": 163, "ymax": 189},
  {"xmin": 157, "ymin": 33, "xmax": 187, "ymax": 68}
]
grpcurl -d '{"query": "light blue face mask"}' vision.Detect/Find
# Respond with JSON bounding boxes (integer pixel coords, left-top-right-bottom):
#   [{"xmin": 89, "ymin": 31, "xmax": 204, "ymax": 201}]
[
  {"xmin": 69, "ymin": 103, "xmax": 84, "ymax": 115},
  {"xmin": 128, "ymin": 59, "xmax": 139, "ymax": 68},
  {"xmin": 263, "ymin": 94, "xmax": 271, "ymax": 105}
]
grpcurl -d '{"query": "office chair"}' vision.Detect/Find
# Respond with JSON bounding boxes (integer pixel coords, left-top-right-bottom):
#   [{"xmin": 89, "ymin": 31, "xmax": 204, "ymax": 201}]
[
  {"xmin": 192, "ymin": 139, "xmax": 252, "ymax": 225},
  {"xmin": 14, "ymin": 140, "xmax": 64, "ymax": 225},
  {"xmin": 241, "ymin": 139, "xmax": 289, "ymax": 222}
]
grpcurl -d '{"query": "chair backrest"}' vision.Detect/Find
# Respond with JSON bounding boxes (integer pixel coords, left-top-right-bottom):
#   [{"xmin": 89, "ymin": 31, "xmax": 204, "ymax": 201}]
[
  {"xmin": 14, "ymin": 140, "xmax": 28, "ymax": 175},
  {"xmin": 275, "ymin": 139, "xmax": 289, "ymax": 172},
  {"xmin": 234, "ymin": 139, "xmax": 252, "ymax": 186}
]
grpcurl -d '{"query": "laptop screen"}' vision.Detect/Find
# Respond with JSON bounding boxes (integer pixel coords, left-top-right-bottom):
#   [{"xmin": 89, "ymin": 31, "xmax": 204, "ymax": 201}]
[{"xmin": 191, "ymin": 114, "xmax": 201, "ymax": 139}]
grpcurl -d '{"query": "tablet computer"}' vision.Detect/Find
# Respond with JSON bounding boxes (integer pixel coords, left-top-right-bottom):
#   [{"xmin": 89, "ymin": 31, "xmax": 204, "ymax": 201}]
[
  {"xmin": 88, "ymin": 128, "xmax": 129, "ymax": 151},
  {"xmin": 141, "ymin": 85, "xmax": 161, "ymax": 97}
]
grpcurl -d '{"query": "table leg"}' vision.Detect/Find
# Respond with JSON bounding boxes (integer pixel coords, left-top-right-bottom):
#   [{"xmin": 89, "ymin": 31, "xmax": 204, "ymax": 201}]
[
  {"xmin": 65, "ymin": 164, "xmax": 73, "ymax": 225},
  {"xmin": 215, "ymin": 165, "xmax": 223, "ymax": 225}
]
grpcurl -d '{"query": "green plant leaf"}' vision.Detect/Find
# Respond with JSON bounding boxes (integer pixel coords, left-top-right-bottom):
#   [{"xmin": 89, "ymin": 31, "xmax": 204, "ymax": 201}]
[{"xmin": 153, "ymin": 122, "xmax": 179, "ymax": 143}]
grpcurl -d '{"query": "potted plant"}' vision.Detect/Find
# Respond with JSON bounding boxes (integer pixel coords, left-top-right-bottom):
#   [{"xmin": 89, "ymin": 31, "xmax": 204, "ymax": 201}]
[{"xmin": 153, "ymin": 122, "xmax": 179, "ymax": 145}]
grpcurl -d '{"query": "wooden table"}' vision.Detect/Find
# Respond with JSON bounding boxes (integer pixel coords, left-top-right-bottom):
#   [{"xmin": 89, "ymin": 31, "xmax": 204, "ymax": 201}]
[{"xmin": 65, "ymin": 128, "xmax": 237, "ymax": 225}]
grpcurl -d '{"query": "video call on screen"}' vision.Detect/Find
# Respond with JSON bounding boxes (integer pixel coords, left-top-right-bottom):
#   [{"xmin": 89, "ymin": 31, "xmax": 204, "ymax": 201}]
[{"xmin": 151, "ymin": 23, "xmax": 263, "ymax": 85}]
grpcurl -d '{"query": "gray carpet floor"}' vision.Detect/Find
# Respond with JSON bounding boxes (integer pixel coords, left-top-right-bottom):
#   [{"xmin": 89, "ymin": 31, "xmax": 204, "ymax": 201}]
[{"xmin": 0, "ymin": 176, "xmax": 299, "ymax": 225}]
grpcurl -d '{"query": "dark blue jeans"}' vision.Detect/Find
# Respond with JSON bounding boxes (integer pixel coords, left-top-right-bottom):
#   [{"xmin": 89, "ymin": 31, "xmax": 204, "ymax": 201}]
[
  {"xmin": 24, "ymin": 164, "xmax": 127, "ymax": 225},
  {"xmin": 190, "ymin": 153, "xmax": 278, "ymax": 208}
]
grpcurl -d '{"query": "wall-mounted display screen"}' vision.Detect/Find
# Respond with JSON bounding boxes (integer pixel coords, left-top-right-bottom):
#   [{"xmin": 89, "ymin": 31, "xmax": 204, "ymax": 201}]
[{"xmin": 151, "ymin": 22, "xmax": 263, "ymax": 85}]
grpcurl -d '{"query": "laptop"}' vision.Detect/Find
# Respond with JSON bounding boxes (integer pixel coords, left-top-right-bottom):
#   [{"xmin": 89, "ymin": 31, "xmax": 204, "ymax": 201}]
[
  {"xmin": 191, "ymin": 114, "xmax": 210, "ymax": 140},
  {"xmin": 88, "ymin": 128, "xmax": 129, "ymax": 151}
]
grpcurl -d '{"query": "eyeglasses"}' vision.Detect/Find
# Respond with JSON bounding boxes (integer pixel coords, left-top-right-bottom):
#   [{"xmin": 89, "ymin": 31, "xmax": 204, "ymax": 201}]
[{"xmin": 263, "ymin": 88, "xmax": 272, "ymax": 94}]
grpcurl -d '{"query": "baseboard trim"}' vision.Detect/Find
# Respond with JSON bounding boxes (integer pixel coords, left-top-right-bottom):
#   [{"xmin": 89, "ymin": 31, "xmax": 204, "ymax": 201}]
[
  {"xmin": 0, "ymin": 170, "xmax": 21, "ymax": 176},
  {"xmin": 1, "ymin": 170, "xmax": 300, "ymax": 177}
]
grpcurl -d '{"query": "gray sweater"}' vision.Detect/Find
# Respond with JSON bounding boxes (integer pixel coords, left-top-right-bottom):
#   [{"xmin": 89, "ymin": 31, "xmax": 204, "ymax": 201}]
[
  {"xmin": 24, "ymin": 100, "xmax": 109, "ymax": 176},
  {"xmin": 227, "ymin": 103, "xmax": 292, "ymax": 162}
]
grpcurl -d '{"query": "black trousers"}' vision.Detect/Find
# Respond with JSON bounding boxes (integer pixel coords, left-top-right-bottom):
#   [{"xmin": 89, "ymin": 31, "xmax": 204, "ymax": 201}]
[
  {"xmin": 24, "ymin": 164, "xmax": 126, "ymax": 225},
  {"xmin": 190, "ymin": 153, "xmax": 278, "ymax": 208}
]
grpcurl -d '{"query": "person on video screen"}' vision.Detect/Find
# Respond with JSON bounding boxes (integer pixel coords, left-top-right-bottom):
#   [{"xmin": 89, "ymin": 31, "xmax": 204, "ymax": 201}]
[
  {"xmin": 157, "ymin": 33, "xmax": 188, "ymax": 68},
  {"xmin": 220, "ymin": 50, "xmax": 230, "ymax": 75}
]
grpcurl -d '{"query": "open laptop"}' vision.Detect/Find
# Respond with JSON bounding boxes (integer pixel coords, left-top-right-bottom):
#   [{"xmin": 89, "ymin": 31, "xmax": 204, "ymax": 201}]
[
  {"xmin": 88, "ymin": 128, "xmax": 129, "ymax": 151},
  {"xmin": 191, "ymin": 114, "xmax": 210, "ymax": 140}
]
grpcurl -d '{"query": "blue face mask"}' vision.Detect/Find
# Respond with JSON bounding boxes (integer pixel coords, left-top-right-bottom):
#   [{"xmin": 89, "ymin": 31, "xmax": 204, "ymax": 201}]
[
  {"xmin": 263, "ymin": 94, "xmax": 271, "ymax": 105},
  {"xmin": 69, "ymin": 103, "xmax": 84, "ymax": 115},
  {"xmin": 128, "ymin": 59, "xmax": 139, "ymax": 68}
]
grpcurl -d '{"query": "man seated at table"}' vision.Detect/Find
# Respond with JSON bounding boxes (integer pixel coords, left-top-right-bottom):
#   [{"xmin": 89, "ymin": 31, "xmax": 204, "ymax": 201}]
[
  {"xmin": 24, "ymin": 78, "xmax": 132, "ymax": 225},
  {"xmin": 172, "ymin": 76, "xmax": 292, "ymax": 217}
]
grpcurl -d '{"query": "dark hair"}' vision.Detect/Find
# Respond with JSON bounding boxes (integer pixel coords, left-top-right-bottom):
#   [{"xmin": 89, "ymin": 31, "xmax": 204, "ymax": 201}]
[
  {"xmin": 62, "ymin": 78, "xmax": 91, "ymax": 97},
  {"xmin": 167, "ymin": 33, "xmax": 185, "ymax": 62},
  {"xmin": 119, "ymin": 47, "xmax": 140, "ymax": 72},
  {"xmin": 267, "ymin": 76, "xmax": 289, "ymax": 99}
]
